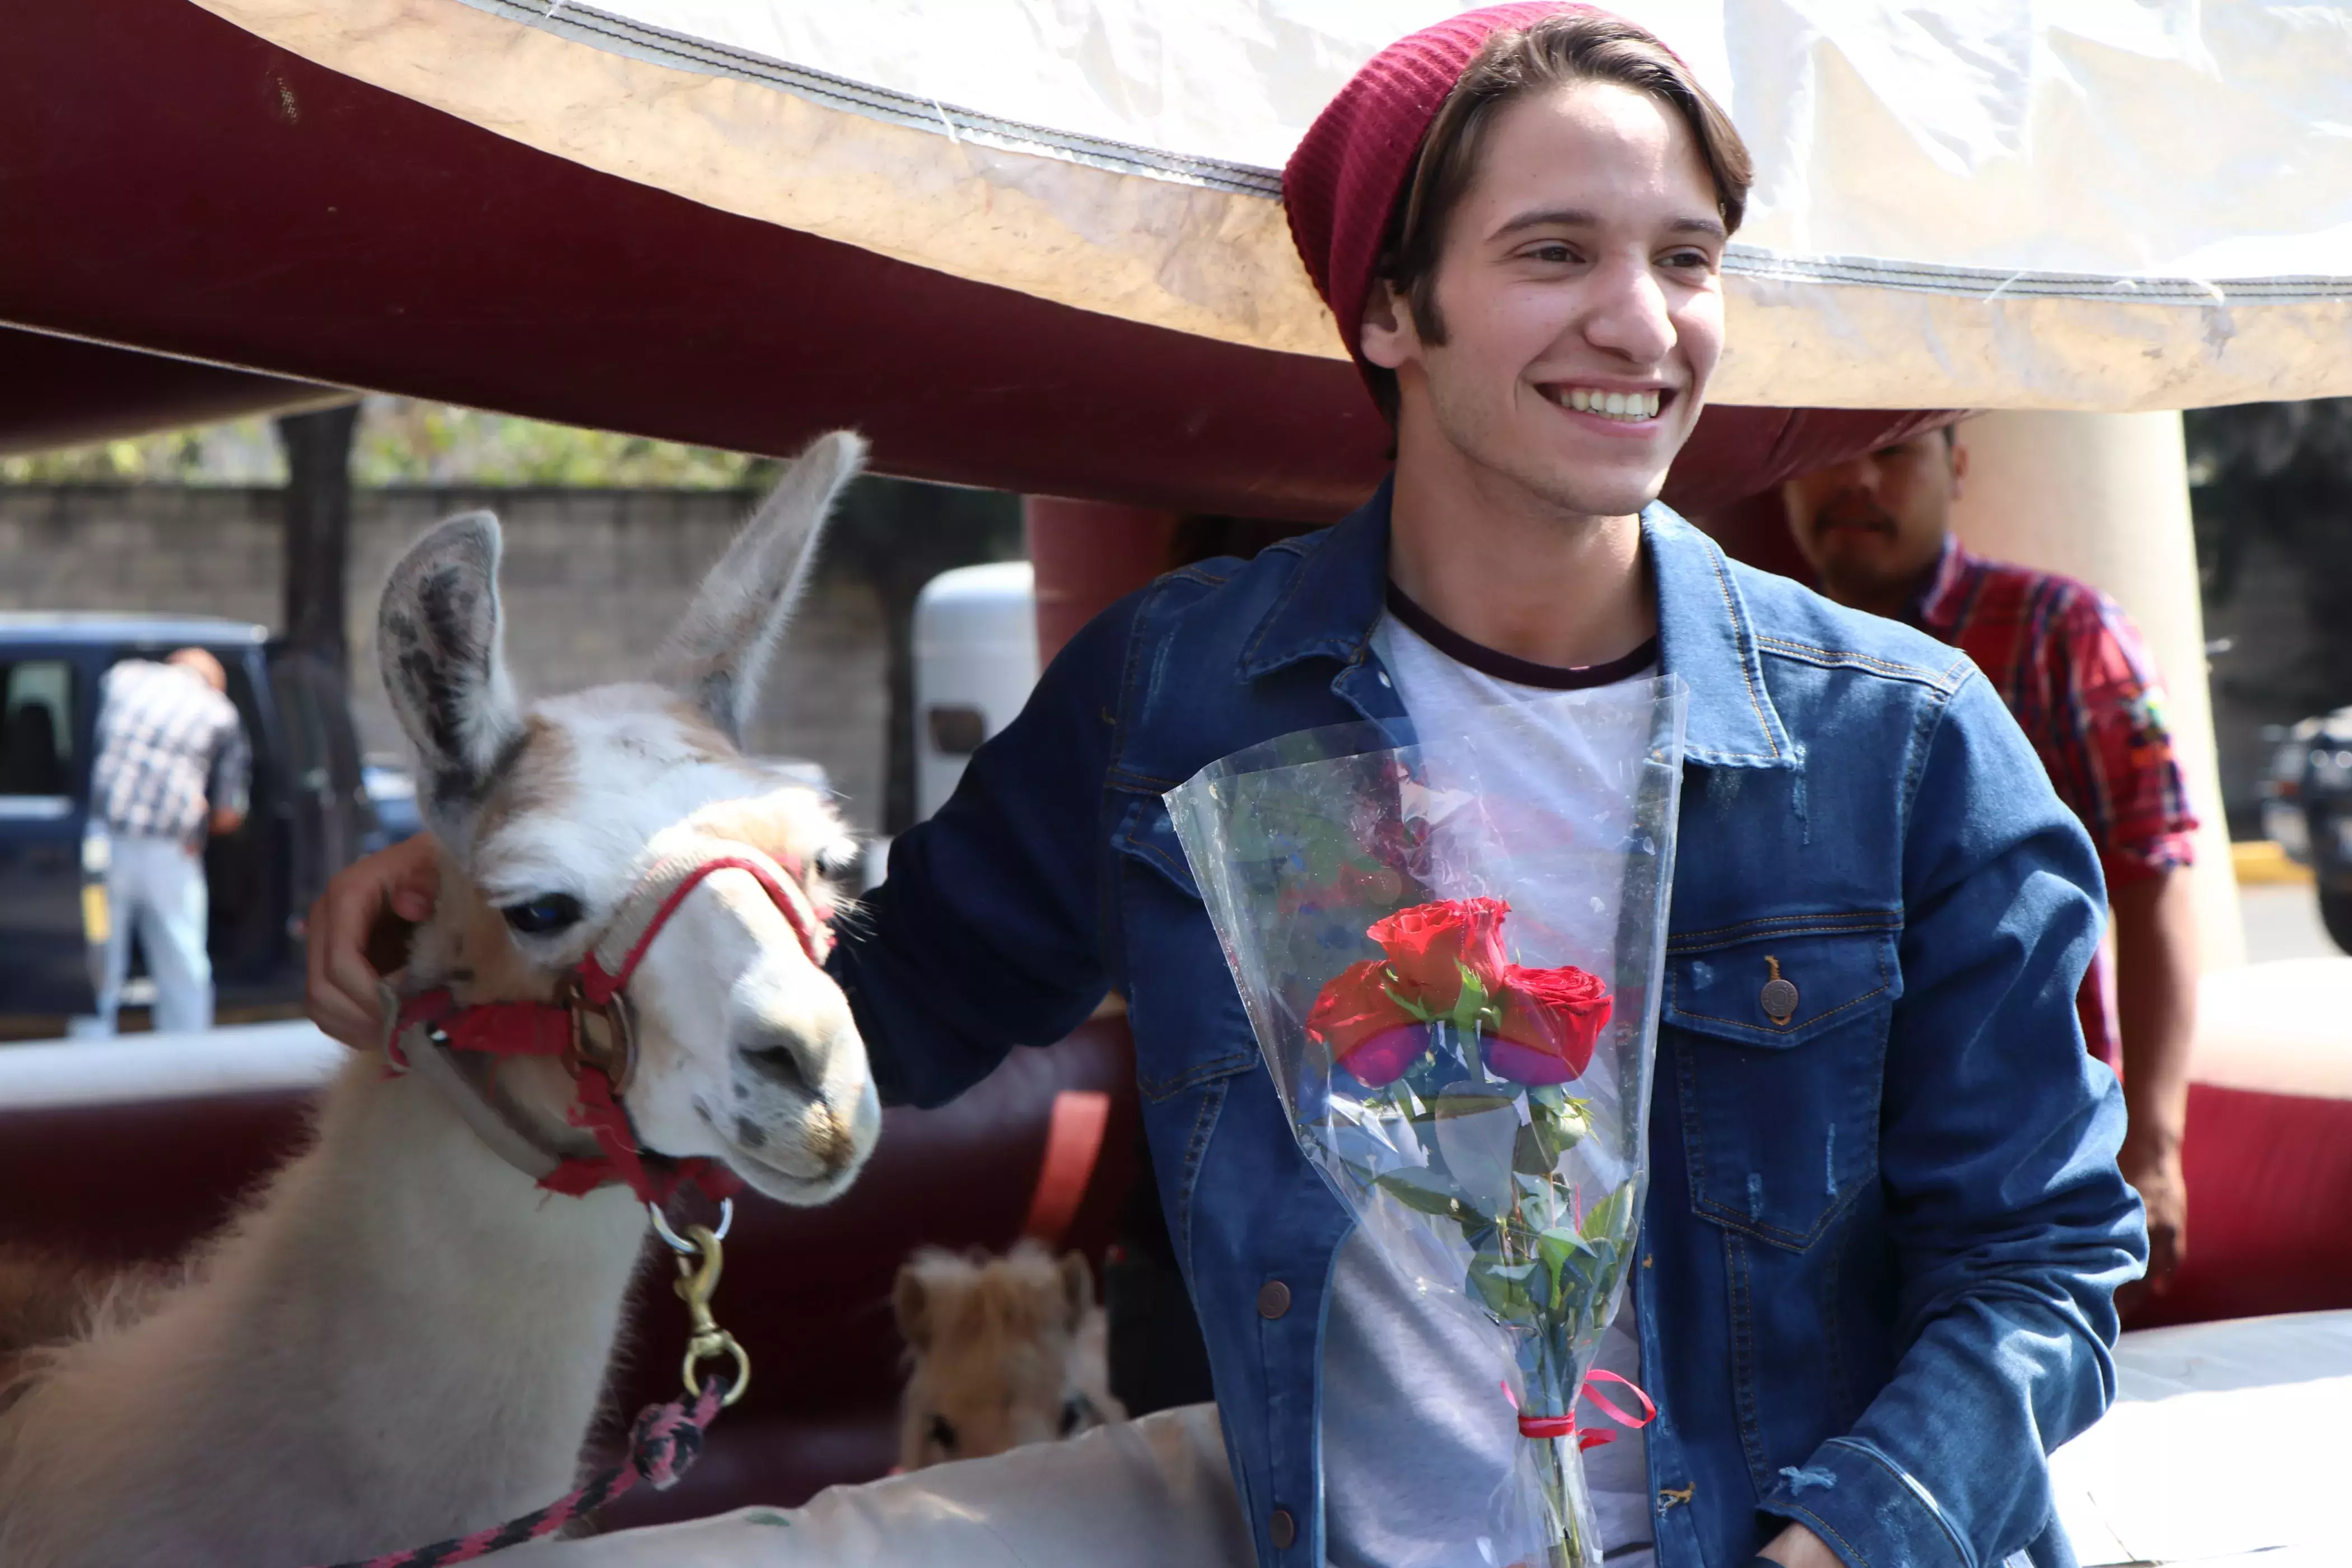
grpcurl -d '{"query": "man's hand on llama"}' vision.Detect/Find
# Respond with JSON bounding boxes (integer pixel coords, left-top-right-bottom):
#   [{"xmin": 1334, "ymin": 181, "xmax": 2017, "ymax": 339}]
[{"xmin": 307, "ymin": 829, "xmax": 441, "ymax": 1047}]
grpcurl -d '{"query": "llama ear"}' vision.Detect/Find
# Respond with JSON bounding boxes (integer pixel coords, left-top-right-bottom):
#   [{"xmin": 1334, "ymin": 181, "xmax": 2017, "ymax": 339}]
[
  {"xmin": 654, "ymin": 430, "xmax": 866, "ymax": 746},
  {"xmin": 893, "ymin": 1266, "xmax": 932, "ymax": 1352},
  {"xmin": 1058, "ymin": 1253, "xmax": 1094, "ymax": 1329},
  {"xmin": 377, "ymin": 511, "xmax": 524, "ymax": 841}
]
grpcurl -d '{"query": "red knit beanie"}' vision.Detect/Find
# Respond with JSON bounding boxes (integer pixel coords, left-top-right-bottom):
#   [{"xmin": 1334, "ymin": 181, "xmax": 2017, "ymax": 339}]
[{"xmin": 1282, "ymin": 4, "xmax": 1602, "ymax": 394}]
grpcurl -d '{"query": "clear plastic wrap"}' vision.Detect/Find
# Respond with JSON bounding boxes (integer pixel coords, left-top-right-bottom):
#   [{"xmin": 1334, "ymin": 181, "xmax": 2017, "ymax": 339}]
[{"xmin": 1167, "ymin": 679, "xmax": 1687, "ymax": 1567}]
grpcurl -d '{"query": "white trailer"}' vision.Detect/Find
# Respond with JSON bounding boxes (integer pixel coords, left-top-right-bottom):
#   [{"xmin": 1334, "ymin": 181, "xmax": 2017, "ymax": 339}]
[{"xmin": 911, "ymin": 561, "xmax": 1039, "ymax": 824}]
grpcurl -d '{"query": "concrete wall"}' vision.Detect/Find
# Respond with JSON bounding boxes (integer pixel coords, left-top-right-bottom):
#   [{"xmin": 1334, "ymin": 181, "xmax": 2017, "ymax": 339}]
[{"xmin": 0, "ymin": 484, "xmax": 891, "ymax": 830}]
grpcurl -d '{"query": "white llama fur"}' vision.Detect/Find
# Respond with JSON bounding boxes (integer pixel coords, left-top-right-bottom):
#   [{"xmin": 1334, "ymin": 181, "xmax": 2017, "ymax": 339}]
[
  {"xmin": 0, "ymin": 432, "xmax": 880, "ymax": 1568},
  {"xmin": 894, "ymin": 1241, "xmax": 1127, "ymax": 1472}
]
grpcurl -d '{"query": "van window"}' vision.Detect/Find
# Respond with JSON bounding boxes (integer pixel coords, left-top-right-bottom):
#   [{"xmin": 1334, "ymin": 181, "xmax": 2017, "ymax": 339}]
[{"xmin": 0, "ymin": 661, "xmax": 73, "ymax": 797}]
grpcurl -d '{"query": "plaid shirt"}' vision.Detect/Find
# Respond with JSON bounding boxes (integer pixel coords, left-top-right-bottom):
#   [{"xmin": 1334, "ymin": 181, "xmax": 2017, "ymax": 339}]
[
  {"xmin": 91, "ymin": 660, "xmax": 250, "ymax": 847},
  {"xmin": 1910, "ymin": 540, "xmax": 2197, "ymax": 1061}
]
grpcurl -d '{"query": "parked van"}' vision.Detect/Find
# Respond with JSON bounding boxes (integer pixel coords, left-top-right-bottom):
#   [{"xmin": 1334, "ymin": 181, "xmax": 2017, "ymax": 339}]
[{"xmin": 0, "ymin": 614, "xmax": 403, "ymax": 1020}]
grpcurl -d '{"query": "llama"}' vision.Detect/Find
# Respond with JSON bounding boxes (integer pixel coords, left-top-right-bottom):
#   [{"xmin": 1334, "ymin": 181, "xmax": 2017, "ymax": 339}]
[
  {"xmin": 0, "ymin": 432, "xmax": 881, "ymax": 1568},
  {"xmin": 893, "ymin": 1241, "xmax": 1126, "ymax": 1471}
]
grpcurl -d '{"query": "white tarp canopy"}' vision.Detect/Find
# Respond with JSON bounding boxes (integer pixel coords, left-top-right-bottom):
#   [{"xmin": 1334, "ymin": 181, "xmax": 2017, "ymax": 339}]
[{"xmin": 199, "ymin": 0, "xmax": 2352, "ymax": 410}]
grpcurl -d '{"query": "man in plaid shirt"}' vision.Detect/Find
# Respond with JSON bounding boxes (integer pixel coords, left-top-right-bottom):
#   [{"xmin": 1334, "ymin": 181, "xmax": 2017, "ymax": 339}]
[
  {"xmin": 78, "ymin": 649, "xmax": 250, "ymax": 1036},
  {"xmin": 1781, "ymin": 426, "xmax": 2198, "ymax": 1299}
]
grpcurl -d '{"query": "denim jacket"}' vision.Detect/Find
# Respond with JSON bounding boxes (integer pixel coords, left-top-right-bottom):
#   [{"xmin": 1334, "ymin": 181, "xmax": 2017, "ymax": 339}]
[{"xmin": 833, "ymin": 484, "xmax": 2146, "ymax": 1567}]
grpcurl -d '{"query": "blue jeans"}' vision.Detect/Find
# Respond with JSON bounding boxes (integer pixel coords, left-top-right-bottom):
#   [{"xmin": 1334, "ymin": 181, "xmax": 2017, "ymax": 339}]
[{"xmin": 82, "ymin": 833, "xmax": 213, "ymax": 1035}]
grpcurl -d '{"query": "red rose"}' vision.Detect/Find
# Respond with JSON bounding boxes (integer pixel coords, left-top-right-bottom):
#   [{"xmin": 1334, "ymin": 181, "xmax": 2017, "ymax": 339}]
[
  {"xmin": 1306, "ymin": 962, "xmax": 1430, "ymax": 1085},
  {"xmin": 1305, "ymin": 959, "xmax": 1422, "ymax": 1057},
  {"xmin": 1365, "ymin": 898, "xmax": 1510, "ymax": 1013},
  {"xmin": 1487, "ymin": 964, "xmax": 1612, "ymax": 1085}
]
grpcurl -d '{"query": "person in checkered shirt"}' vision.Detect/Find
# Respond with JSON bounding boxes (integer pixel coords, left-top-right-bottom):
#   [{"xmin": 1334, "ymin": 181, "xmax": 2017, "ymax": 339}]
[
  {"xmin": 1780, "ymin": 425, "xmax": 2197, "ymax": 1301},
  {"xmin": 76, "ymin": 648, "xmax": 251, "ymax": 1037}
]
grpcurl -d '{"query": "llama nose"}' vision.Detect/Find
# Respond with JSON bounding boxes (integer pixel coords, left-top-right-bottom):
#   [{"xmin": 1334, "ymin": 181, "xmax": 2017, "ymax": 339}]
[{"xmin": 734, "ymin": 1021, "xmax": 818, "ymax": 1096}]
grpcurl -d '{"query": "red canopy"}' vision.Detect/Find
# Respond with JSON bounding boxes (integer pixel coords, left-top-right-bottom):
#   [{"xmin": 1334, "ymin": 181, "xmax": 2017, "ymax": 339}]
[{"xmin": 0, "ymin": 0, "xmax": 1936, "ymax": 515}]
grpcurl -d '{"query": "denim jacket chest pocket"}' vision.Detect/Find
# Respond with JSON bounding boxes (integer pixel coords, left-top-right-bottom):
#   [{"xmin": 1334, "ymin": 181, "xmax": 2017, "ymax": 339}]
[
  {"xmin": 1109, "ymin": 798, "xmax": 1262, "ymax": 1253},
  {"xmin": 1665, "ymin": 915, "xmax": 1901, "ymax": 1249}
]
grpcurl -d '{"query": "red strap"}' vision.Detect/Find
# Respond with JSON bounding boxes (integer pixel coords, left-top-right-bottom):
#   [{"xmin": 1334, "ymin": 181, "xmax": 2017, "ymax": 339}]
[
  {"xmin": 542, "ymin": 1066, "xmax": 741, "ymax": 1205},
  {"xmin": 580, "ymin": 855, "xmax": 820, "ymax": 1005},
  {"xmin": 1019, "ymin": 1090, "xmax": 1112, "ymax": 1249},
  {"xmin": 393, "ymin": 847, "xmax": 823, "ymax": 1207},
  {"xmin": 394, "ymin": 988, "xmax": 738, "ymax": 1206},
  {"xmin": 394, "ymin": 990, "xmax": 570, "ymax": 1062}
]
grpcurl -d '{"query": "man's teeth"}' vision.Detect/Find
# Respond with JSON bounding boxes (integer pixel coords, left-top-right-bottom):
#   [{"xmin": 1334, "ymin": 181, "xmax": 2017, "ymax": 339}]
[{"xmin": 1558, "ymin": 388, "xmax": 1663, "ymax": 420}]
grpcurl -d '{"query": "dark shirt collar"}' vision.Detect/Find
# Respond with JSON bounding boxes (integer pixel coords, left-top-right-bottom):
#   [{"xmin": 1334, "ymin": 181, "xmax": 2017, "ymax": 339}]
[
  {"xmin": 1239, "ymin": 476, "xmax": 1796, "ymax": 769},
  {"xmin": 1385, "ymin": 582, "xmax": 1659, "ymax": 690}
]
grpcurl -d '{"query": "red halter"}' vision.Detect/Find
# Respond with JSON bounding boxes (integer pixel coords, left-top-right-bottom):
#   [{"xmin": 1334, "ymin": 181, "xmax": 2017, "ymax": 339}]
[{"xmin": 387, "ymin": 842, "xmax": 834, "ymax": 1205}]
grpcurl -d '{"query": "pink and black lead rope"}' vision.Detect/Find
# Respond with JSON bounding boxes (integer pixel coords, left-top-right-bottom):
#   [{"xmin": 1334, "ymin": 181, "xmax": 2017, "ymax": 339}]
[{"xmin": 308, "ymin": 1382, "xmax": 726, "ymax": 1568}]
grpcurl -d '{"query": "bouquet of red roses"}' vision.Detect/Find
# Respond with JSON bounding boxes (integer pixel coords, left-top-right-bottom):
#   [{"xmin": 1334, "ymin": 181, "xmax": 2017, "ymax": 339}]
[
  {"xmin": 1308, "ymin": 896, "xmax": 1612, "ymax": 1088},
  {"xmin": 1168, "ymin": 682, "xmax": 1687, "ymax": 1568}
]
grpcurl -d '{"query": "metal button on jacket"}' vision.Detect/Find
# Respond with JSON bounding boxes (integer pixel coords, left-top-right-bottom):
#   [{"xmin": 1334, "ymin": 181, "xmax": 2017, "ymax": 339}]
[
  {"xmin": 1760, "ymin": 955, "xmax": 1799, "ymax": 1025},
  {"xmin": 1268, "ymin": 1509, "xmax": 1297, "ymax": 1549},
  {"xmin": 1257, "ymin": 1280, "xmax": 1291, "ymax": 1319}
]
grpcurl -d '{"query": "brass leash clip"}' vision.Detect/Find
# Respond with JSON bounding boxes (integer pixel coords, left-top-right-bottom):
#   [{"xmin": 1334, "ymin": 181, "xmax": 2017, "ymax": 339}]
[
  {"xmin": 673, "ymin": 1222, "xmax": 752, "ymax": 1407},
  {"xmin": 650, "ymin": 1200, "xmax": 751, "ymax": 1407}
]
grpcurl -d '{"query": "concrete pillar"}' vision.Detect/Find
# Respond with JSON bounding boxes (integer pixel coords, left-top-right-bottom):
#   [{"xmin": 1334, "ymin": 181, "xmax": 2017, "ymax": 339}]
[
  {"xmin": 1023, "ymin": 498, "xmax": 1179, "ymax": 665},
  {"xmin": 1946, "ymin": 411, "xmax": 2243, "ymax": 970}
]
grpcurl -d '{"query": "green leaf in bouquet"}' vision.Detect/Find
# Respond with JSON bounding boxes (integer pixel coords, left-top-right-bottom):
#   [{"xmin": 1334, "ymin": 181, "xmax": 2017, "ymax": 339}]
[
  {"xmin": 1468, "ymin": 1252, "xmax": 1543, "ymax": 1324},
  {"xmin": 1512, "ymin": 1119, "xmax": 1560, "ymax": 1176},
  {"xmin": 1430, "ymin": 1092, "xmax": 1520, "ymax": 1221},
  {"xmin": 1382, "ymin": 983, "xmax": 1436, "ymax": 1024},
  {"xmin": 1448, "ymin": 964, "xmax": 1497, "ymax": 1032},
  {"xmin": 1374, "ymin": 1166, "xmax": 1478, "ymax": 1220},
  {"xmin": 1428, "ymin": 1090, "xmax": 1514, "ymax": 1119},
  {"xmin": 1581, "ymin": 1182, "xmax": 1636, "ymax": 1246},
  {"xmin": 1525, "ymin": 1091, "xmax": 1592, "ymax": 1158},
  {"xmin": 1538, "ymin": 1224, "xmax": 1599, "ymax": 1310},
  {"xmin": 1292, "ymin": 815, "xmax": 1355, "ymax": 885},
  {"xmin": 1537, "ymin": 1224, "xmax": 1583, "ymax": 1282}
]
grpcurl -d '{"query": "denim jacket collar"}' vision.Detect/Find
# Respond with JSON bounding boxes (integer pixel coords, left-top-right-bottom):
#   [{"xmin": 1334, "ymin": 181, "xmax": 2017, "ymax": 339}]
[{"xmin": 1238, "ymin": 476, "xmax": 1797, "ymax": 769}]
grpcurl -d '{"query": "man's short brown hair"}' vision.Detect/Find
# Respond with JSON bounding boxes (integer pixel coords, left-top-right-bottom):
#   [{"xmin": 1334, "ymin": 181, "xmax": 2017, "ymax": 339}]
[{"xmin": 1367, "ymin": 12, "xmax": 1754, "ymax": 422}]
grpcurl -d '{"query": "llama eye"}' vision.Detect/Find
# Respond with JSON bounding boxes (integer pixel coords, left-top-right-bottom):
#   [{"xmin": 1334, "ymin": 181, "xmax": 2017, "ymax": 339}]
[
  {"xmin": 501, "ymin": 893, "xmax": 584, "ymax": 936},
  {"xmin": 1059, "ymin": 1397, "xmax": 1085, "ymax": 1436},
  {"xmin": 928, "ymin": 1414, "xmax": 958, "ymax": 1453}
]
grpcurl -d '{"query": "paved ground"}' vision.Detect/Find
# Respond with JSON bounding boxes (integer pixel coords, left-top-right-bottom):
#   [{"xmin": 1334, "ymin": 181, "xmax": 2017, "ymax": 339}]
[{"xmin": 2239, "ymin": 882, "xmax": 2340, "ymax": 963}]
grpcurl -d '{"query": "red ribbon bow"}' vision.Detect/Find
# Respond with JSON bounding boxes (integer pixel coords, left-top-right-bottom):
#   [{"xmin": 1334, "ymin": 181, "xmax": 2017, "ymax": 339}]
[{"xmin": 1504, "ymin": 1369, "xmax": 1658, "ymax": 1450}]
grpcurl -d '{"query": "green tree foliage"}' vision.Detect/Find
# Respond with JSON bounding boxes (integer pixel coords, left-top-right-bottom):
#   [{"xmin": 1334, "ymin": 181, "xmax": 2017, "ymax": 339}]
[
  {"xmin": 0, "ymin": 399, "xmax": 771, "ymax": 489},
  {"xmin": 2188, "ymin": 398, "xmax": 2352, "ymax": 711}
]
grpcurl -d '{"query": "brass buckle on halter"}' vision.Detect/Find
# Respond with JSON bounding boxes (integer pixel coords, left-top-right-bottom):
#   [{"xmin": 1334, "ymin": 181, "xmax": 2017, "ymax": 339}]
[{"xmin": 556, "ymin": 973, "xmax": 638, "ymax": 1095}]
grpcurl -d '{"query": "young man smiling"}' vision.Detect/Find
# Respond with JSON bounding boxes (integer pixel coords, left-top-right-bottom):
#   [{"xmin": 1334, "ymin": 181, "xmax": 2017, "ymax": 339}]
[{"xmin": 309, "ymin": 8, "xmax": 2143, "ymax": 1565}]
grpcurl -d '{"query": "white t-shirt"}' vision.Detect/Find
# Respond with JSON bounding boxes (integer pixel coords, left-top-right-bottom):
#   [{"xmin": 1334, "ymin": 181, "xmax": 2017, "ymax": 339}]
[{"xmin": 1320, "ymin": 605, "xmax": 1656, "ymax": 1568}]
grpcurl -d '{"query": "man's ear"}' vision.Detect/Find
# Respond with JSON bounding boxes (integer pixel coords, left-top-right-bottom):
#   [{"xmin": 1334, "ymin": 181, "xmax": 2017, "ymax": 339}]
[
  {"xmin": 1949, "ymin": 436, "xmax": 1970, "ymax": 502},
  {"xmin": 1359, "ymin": 278, "xmax": 1416, "ymax": 371}
]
